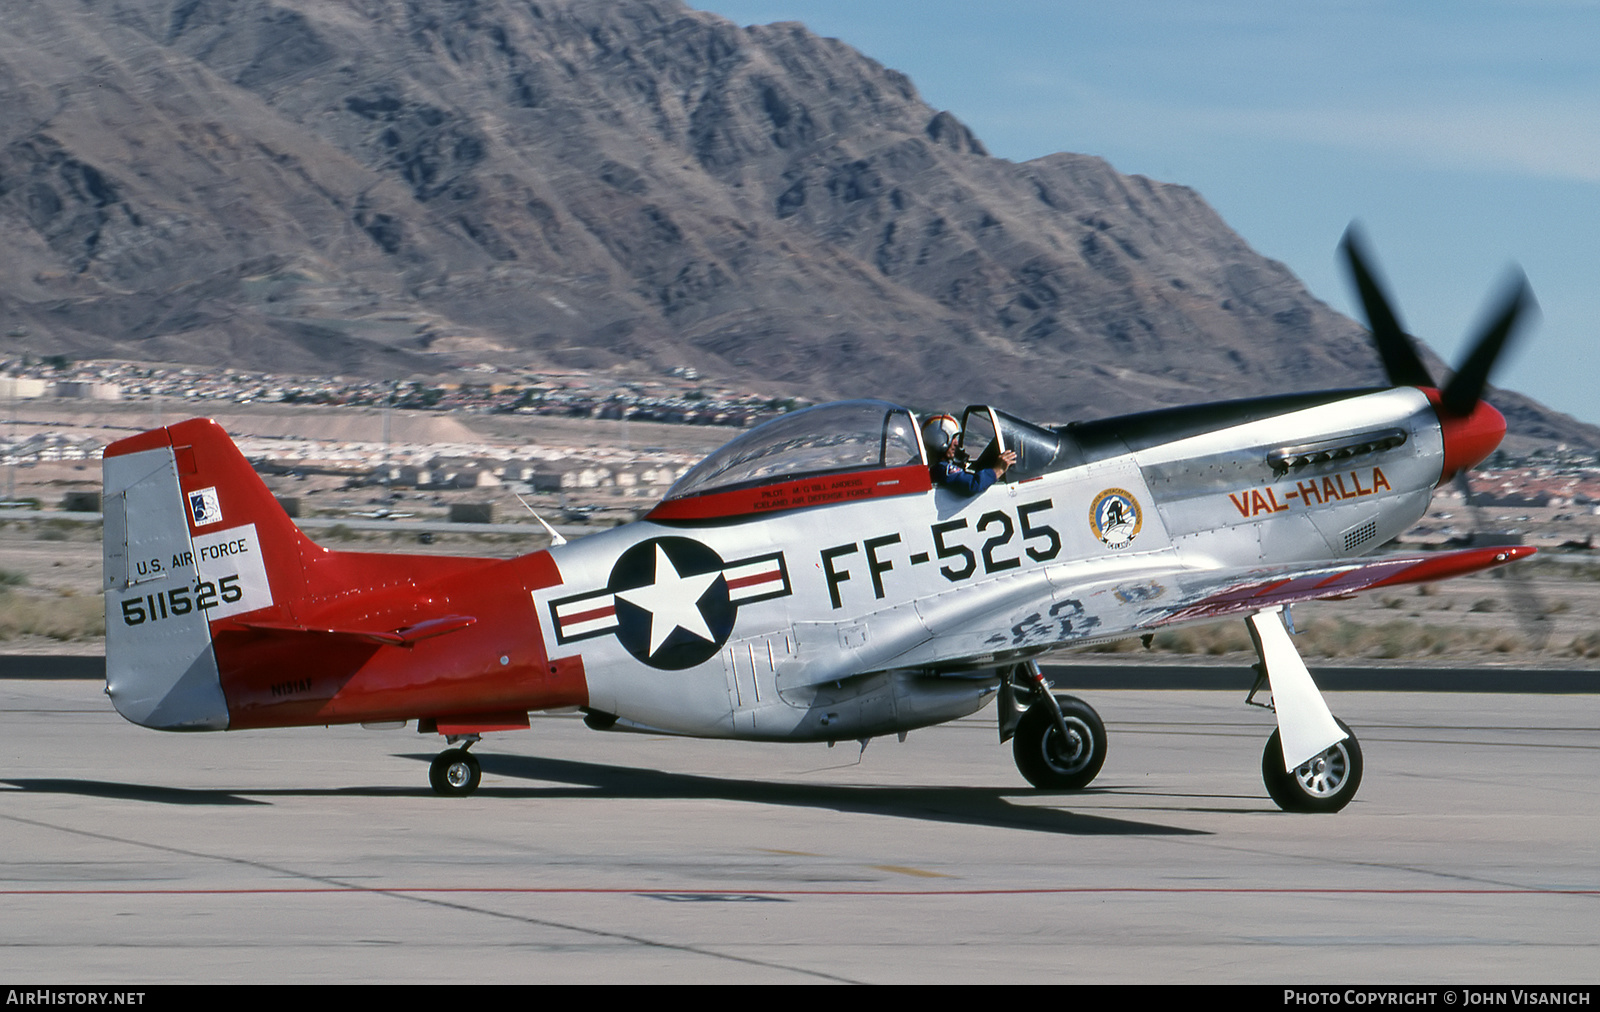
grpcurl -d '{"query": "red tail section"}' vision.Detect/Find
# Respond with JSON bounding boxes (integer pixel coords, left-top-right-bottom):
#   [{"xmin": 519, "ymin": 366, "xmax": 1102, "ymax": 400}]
[{"xmin": 103, "ymin": 419, "xmax": 585, "ymax": 732}]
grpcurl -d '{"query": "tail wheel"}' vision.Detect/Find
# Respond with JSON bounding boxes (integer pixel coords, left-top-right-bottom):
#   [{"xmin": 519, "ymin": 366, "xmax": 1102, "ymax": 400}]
[
  {"xmin": 429, "ymin": 748, "xmax": 482, "ymax": 797},
  {"xmin": 1013, "ymin": 695, "xmax": 1107, "ymax": 790},
  {"xmin": 1262, "ymin": 718, "xmax": 1362, "ymax": 813}
]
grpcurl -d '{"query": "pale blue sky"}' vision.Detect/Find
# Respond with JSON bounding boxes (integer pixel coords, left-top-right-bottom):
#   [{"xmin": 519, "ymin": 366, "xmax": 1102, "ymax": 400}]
[{"xmin": 695, "ymin": 1, "xmax": 1600, "ymax": 427}]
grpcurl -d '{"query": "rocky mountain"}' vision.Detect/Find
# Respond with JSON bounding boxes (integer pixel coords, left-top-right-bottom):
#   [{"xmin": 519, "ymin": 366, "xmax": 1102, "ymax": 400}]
[{"xmin": 0, "ymin": 0, "xmax": 1592, "ymax": 445}]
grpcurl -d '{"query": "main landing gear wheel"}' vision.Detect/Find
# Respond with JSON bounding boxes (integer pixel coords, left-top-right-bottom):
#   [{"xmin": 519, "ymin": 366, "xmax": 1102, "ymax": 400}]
[
  {"xmin": 429, "ymin": 748, "xmax": 482, "ymax": 797},
  {"xmin": 1013, "ymin": 695, "xmax": 1107, "ymax": 790},
  {"xmin": 1261, "ymin": 718, "xmax": 1362, "ymax": 813}
]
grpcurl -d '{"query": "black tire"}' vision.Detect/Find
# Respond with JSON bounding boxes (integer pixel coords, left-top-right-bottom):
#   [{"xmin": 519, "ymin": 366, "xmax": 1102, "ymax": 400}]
[
  {"xmin": 1013, "ymin": 695, "xmax": 1107, "ymax": 790},
  {"xmin": 429, "ymin": 748, "xmax": 482, "ymax": 797},
  {"xmin": 1262, "ymin": 718, "xmax": 1362, "ymax": 813}
]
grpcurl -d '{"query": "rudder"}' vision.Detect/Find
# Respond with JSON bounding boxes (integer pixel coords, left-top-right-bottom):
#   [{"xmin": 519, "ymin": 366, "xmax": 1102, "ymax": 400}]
[{"xmin": 103, "ymin": 419, "xmax": 306, "ymax": 730}]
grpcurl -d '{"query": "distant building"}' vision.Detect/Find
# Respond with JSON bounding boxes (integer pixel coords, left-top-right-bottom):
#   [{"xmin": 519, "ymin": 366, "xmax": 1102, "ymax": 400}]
[
  {"xmin": 449, "ymin": 503, "xmax": 495, "ymax": 524},
  {"xmin": 451, "ymin": 467, "xmax": 501, "ymax": 489},
  {"xmin": 53, "ymin": 381, "xmax": 122, "ymax": 400},
  {"xmin": 0, "ymin": 378, "xmax": 47, "ymax": 398}
]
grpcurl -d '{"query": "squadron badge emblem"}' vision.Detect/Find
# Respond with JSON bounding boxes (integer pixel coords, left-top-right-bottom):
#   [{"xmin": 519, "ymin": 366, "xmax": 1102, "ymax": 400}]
[{"xmin": 1089, "ymin": 488, "xmax": 1142, "ymax": 549}]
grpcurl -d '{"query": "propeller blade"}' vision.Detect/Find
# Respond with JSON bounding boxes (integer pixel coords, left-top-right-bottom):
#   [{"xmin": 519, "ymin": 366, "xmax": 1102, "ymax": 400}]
[
  {"xmin": 1453, "ymin": 470, "xmax": 1483, "ymax": 528},
  {"xmin": 1498, "ymin": 567, "xmax": 1552, "ymax": 653},
  {"xmin": 1440, "ymin": 272, "xmax": 1536, "ymax": 417},
  {"xmin": 1453, "ymin": 472, "xmax": 1549, "ymax": 652},
  {"xmin": 1340, "ymin": 225, "xmax": 1435, "ymax": 388}
]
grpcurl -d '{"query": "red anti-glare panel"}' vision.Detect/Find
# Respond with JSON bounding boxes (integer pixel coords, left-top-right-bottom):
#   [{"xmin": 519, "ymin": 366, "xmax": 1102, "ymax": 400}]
[{"xmin": 647, "ymin": 464, "xmax": 932, "ymax": 522}]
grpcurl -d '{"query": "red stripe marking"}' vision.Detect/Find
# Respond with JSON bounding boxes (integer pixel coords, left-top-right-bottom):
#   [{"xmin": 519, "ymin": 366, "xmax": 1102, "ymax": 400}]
[
  {"xmin": 726, "ymin": 570, "xmax": 782, "ymax": 590},
  {"xmin": 1, "ymin": 886, "xmax": 1592, "ymax": 897},
  {"xmin": 561, "ymin": 604, "xmax": 614, "ymax": 627},
  {"xmin": 1368, "ymin": 545, "xmax": 1536, "ymax": 588},
  {"xmin": 1249, "ymin": 578, "xmax": 1291, "ymax": 599},
  {"xmin": 104, "ymin": 426, "xmax": 173, "ymax": 457}
]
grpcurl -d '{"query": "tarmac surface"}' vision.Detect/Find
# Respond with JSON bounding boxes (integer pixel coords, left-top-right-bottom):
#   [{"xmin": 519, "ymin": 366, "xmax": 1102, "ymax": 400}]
[
  {"xmin": 2, "ymin": 680, "xmax": 1597, "ymax": 984},
  {"xmin": 7, "ymin": 656, "xmax": 1600, "ymax": 692}
]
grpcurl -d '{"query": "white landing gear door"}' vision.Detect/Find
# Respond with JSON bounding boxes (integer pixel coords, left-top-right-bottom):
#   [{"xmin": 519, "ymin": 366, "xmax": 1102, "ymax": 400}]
[{"xmin": 1247, "ymin": 607, "xmax": 1344, "ymax": 770}]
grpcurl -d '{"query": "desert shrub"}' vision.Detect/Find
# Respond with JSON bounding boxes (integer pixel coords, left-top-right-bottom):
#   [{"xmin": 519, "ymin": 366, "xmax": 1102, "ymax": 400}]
[
  {"xmin": 1084, "ymin": 637, "xmax": 1142, "ymax": 654},
  {"xmin": 1569, "ymin": 631, "xmax": 1600, "ymax": 659},
  {"xmin": 0, "ymin": 589, "xmax": 104, "ymax": 641}
]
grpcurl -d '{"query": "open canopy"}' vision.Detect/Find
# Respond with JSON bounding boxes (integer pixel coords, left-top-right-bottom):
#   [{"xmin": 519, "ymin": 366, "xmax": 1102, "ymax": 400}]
[{"xmin": 648, "ymin": 400, "xmax": 928, "ymax": 521}]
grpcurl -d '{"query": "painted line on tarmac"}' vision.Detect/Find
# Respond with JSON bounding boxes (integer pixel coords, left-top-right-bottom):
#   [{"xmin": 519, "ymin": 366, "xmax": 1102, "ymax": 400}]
[
  {"xmin": 4, "ymin": 886, "xmax": 1598, "ymax": 897},
  {"xmin": 0, "ymin": 810, "xmax": 862, "ymax": 983}
]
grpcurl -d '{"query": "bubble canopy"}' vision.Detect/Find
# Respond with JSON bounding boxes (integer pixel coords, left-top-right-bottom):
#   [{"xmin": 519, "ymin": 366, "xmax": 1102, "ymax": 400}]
[{"xmin": 648, "ymin": 400, "xmax": 928, "ymax": 521}]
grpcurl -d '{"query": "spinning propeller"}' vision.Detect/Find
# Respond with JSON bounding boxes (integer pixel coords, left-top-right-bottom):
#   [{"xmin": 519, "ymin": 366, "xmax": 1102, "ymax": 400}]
[
  {"xmin": 1340, "ymin": 225, "xmax": 1547, "ymax": 648},
  {"xmin": 1340, "ymin": 224, "xmax": 1536, "ymax": 480}
]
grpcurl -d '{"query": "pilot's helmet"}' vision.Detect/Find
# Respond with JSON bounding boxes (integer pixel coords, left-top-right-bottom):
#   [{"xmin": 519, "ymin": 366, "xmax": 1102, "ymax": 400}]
[{"xmin": 921, "ymin": 414, "xmax": 960, "ymax": 456}]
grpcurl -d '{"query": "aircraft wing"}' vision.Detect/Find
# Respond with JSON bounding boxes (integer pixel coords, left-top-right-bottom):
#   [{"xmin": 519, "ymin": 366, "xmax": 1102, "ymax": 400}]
[
  {"xmin": 1146, "ymin": 544, "xmax": 1536, "ymax": 627},
  {"xmin": 860, "ymin": 544, "xmax": 1536, "ymax": 674}
]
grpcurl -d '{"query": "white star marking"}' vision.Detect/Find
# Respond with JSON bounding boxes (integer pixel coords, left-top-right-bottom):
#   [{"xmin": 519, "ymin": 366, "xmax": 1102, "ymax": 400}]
[{"xmin": 615, "ymin": 545, "xmax": 722, "ymax": 656}]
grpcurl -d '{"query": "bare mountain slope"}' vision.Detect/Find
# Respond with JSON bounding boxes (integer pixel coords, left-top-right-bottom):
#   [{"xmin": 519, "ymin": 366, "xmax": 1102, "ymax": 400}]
[{"xmin": 0, "ymin": 0, "xmax": 1591, "ymax": 444}]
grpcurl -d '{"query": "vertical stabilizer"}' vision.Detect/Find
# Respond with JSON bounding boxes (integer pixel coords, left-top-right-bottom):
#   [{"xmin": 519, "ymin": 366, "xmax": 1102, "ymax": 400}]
[{"xmin": 102, "ymin": 419, "xmax": 303, "ymax": 730}]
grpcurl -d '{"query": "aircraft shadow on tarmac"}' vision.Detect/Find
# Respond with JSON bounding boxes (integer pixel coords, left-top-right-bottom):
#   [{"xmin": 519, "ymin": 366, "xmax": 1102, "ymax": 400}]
[
  {"xmin": 2, "ymin": 779, "xmax": 271, "ymax": 806},
  {"xmin": 5, "ymin": 756, "xmax": 1206, "ymax": 836},
  {"xmin": 460, "ymin": 753, "xmax": 1207, "ymax": 837}
]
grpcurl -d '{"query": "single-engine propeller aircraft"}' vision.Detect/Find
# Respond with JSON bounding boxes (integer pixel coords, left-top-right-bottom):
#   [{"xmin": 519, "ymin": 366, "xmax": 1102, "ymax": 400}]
[{"xmin": 101, "ymin": 231, "xmax": 1536, "ymax": 811}]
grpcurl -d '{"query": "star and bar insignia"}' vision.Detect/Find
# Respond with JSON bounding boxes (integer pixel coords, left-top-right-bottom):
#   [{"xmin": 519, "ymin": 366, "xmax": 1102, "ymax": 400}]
[{"xmin": 549, "ymin": 536, "xmax": 791, "ymax": 670}]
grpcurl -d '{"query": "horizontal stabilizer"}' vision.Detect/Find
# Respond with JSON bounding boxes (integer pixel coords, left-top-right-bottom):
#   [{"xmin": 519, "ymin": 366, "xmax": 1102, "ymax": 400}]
[{"xmin": 237, "ymin": 615, "xmax": 478, "ymax": 646}]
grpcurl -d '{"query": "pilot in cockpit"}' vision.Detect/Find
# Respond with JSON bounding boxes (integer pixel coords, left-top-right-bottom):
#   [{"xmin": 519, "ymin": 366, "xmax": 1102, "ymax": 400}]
[{"xmin": 922, "ymin": 414, "xmax": 1014, "ymax": 495}]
